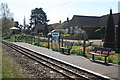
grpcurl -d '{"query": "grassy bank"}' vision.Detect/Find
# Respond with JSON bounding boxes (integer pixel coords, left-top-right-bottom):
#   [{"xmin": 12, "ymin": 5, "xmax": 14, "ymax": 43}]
[{"xmin": 1, "ymin": 48, "xmax": 28, "ymax": 78}]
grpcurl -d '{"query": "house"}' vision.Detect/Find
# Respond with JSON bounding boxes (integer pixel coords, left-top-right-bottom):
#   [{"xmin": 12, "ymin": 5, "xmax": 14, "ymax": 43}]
[
  {"xmin": 99, "ymin": 13, "xmax": 119, "ymax": 27},
  {"xmin": 57, "ymin": 15, "xmax": 100, "ymax": 39},
  {"xmin": 48, "ymin": 23, "xmax": 61, "ymax": 32},
  {"xmin": 33, "ymin": 24, "xmax": 47, "ymax": 33},
  {"xmin": 57, "ymin": 12, "xmax": 119, "ymax": 39},
  {"xmin": 33, "ymin": 22, "xmax": 61, "ymax": 34}
]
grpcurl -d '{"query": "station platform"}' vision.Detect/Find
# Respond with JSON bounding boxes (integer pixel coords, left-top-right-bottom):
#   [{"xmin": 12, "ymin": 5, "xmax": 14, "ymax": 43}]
[{"xmin": 12, "ymin": 42, "xmax": 119, "ymax": 80}]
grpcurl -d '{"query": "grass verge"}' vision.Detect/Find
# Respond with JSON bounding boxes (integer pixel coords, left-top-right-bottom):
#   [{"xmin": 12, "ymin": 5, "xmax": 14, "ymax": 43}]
[{"xmin": 1, "ymin": 48, "xmax": 28, "ymax": 78}]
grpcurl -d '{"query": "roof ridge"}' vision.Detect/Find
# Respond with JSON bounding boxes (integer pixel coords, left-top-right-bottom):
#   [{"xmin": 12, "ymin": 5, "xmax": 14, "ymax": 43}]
[{"xmin": 73, "ymin": 15, "xmax": 100, "ymax": 18}]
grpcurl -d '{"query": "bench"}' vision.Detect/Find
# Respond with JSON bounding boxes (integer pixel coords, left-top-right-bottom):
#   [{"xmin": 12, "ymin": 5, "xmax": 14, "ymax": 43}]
[
  {"xmin": 88, "ymin": 47, "xmax": 112, "ymax": 64},
  {"xmin": 60, "ymin": 43, "xmax": 73, "ymax": 54}
]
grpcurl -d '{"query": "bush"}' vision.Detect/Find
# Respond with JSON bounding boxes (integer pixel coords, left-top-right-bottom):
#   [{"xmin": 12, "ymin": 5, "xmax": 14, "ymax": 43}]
[
  {"xmin": 108, "ymin": 56, "xmax": 115, "ymax": 63},
  {"xmin": 62, "ymin": 34, "xmax": 70, "ymax": 37},
  {"xmin": 32, "ymin": 42, "xmax": 38, "ymax": 45},
  {"xmin": 3, "ymin": 36, "xmax": 11, "ymax": 40},
  {"xmin": 97, "ymin": 56, "xmax": 103, "ymax": 60},
  {"xmin": 108, "ymin": 58, "xmax": 113, "ymax": 63},
  {"xmin": 71, "ymin": 49, "xmax": 82, "ymax": 55}
]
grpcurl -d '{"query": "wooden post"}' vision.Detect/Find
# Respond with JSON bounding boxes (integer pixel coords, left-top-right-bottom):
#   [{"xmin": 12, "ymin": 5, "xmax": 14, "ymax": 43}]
[
  {"xmin": 14, "ymin": 35, "xmax": 16, "ymax": 42},
  {"xmin": 25, "ymin": 35, "xmax": 27, "ymax": 43},
  {"xmin": 83, "ymin": 32, "xmax": 87, "ymax": 57},
  {"xmin": 37, "ymin": 35, "xmax": 39, "ymax": 46},
  {"xmin": 59, "ymin": 35, "xmax": 60, "ymax": 49},
  {"xmin": 105, "ymin": 56, "xmax": 107, "ymax": 64},
  {"xmin": 62, "ymin": 38, "xmax": 63, "ymax": 47},
  {"xmin": 92, "ymin": 54, "xmax": 94, "ymax": 61},
  {"xmin": 51, "ymin": 37, "xmax": 53, "ymax": 49},
  {"xmin": 31, "ymin": 35, "xmax": 32, "ymax": 44},
  {"xmin": 83, "ymin": 39, "xmax": 86, "ymax": 57},
  {"xmin": 48, "ymin": 36, "xmax": 50, "ymax": 49}
]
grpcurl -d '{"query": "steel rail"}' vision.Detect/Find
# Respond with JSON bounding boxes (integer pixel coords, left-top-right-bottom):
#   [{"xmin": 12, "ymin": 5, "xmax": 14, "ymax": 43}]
[{"xmin": 2, "ymin": 41, "xmax": 110, "ymax": 80}]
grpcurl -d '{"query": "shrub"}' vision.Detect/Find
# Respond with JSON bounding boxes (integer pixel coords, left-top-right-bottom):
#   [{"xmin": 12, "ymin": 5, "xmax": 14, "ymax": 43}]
[
  {"xmin": 32, "ymin": 42, "xmax": 38, "ymax": 45},
  {"xmin": 108, "ymin": 56, "xmax": 115, "ymax": 63},
  {"xmin": 52, "ymin": 44, "xmax": 59, "ymax": 51},
  {"xmin": 71, "ymin": 49, "xmax": 82, "ymax": 55},
  {"xmin": 97, "ymin": 56, "xmax": 103, "ymax": 60}
]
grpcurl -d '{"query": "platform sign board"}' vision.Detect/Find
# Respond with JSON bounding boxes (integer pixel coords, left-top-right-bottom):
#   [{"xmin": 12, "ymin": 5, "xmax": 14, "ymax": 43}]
[
  {"xmin": 52, "ymin": 32, "xmax": 60, "ymax": 44},
  {"xmin": 52, "ymin": 32, "xmax": 59, "ymax": 37}
]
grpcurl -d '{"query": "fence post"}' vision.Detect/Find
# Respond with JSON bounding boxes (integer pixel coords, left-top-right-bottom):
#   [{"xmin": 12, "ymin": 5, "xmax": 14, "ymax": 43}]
[
  {"xmin": 62, "ymin": 38, "xmax": 63, "ymax": 47},
  {"xmin": 83, "ymin": 39, "xmax": 86, "ymax": 57},
  {"xmin": 48, "ymin": 36, "xmax": 50, "ymax": 49},
  {"xmin": 83, "ymin": 32, "xmax": 88, "ymax": 57}
]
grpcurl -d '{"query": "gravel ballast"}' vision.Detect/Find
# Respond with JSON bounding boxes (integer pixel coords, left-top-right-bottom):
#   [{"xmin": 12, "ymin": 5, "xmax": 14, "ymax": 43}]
[{"xmin": 2, "ymin": 43, "xmax": 65, "ymax": 79}]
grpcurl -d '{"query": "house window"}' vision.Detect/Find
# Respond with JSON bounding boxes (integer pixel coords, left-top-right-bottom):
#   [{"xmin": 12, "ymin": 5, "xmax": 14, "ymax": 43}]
[{"xmin": 75, "ymin": 26, "xmax": 78, "ymax": 30}]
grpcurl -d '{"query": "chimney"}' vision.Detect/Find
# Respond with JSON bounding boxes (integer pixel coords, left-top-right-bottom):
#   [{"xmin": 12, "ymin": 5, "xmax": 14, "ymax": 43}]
[
  {"xmin": 67, "ymin": 17, "xmax": 69, "ymax": 22},
  {"xmin": 59, "ymin": 20, "xmax": 61, "ymax": 24}
]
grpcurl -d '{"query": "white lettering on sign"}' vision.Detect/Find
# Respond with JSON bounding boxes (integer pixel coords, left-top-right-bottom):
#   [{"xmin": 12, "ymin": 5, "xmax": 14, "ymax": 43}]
[
  {"xmin": 52, "ymin": 32, "xmax": 59, "ymax": 37},
  {"xmin": 52, "ymin": 32, "xmax": 60, "ymax": 44}
]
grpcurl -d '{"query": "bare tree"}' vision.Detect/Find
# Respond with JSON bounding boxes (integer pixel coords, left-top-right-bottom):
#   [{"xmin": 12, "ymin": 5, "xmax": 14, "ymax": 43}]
[
  {"xmin": 0, "ymin": 3, "xmax": 13, "ymax": 18},
  {"xmin": 0, "ymin": 3, "xmax": 14, "ymax": 38}
]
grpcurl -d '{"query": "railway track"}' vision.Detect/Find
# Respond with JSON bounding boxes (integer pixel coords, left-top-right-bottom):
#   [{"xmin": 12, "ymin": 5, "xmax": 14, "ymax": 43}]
[{"xmin": 2, "ymin": 41, "xmax": 110, "ymax": 80}]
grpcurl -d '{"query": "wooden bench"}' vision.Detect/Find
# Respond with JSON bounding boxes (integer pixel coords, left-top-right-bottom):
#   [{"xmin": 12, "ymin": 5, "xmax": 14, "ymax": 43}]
[
  {"xmin": 88, "ymin": 47, "xmax": 112, "ymax": 64},
  {"xmin": 60, "ymin": 43, "xmax": 73, "ymax": 54}
]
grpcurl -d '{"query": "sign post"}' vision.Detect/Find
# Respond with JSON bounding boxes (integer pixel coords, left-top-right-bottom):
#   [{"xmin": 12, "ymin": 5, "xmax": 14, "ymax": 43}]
[{"xmin": 51, "ymin": 32, "xmax": 60, "ymax": 50}]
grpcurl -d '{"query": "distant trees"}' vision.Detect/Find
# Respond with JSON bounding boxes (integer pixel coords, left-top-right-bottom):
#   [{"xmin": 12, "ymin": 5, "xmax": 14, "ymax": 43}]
[
  {"xmin": 0, "ymin": 3, "xmax": 14, "ymax": 38},
  {"xmin": 103, "ymin": 9, "xmax": 115, "ymax": 49}
]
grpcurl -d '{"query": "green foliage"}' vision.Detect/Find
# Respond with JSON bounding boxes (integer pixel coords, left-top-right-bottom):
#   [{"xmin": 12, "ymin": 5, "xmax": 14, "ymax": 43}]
[
  {"xmin": 32, "ymin": 42, "xmax": 37, "ymax": 45},
  {"xmin": 44, "ymin": 25, "xmax": 49, "ymax": 36},
  {"xmin": 2, "ymin": 18, "xmax": 14, "ymax": 37},
  {"xmin": 73, "ymin": 28, "xmax": 84, "ymax": 39},
  {"xmin": 116, "ymin": 13, "xmax": 120, "ymax": 53},
  {"xmin": 71, "ymin": 49, "xmax": 82, "ymax": 55},
  {"xmin": 2, "ymin": 49, "xmax": 28, "ymax": 78},
  {"xmin": 2, "ymin": 35, "xmax": 11, "ymax": 40},
  {"xmin": 52, "ymin": 44, "xmax": 60, "ymax": 51},
  {"xmin": 95, "ymin": 27, "xmax": 105, "ymax": 40},
  {"xmin": 0, "ymin": 3, "xmax": 14, "ymax": 38},
  {"xmin": 62, "ymin": 34, "xmax": 70, "ymax": 37},
  {"xmin": 30, "ymin": 8, "xmax": 48, "ymax": 25},
  {"xmin": 6, "ymin": 34, "xmax": 120, "ymax": 64}
]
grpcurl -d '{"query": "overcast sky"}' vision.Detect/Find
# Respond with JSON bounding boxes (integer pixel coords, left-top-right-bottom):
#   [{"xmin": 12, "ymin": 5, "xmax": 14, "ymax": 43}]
[{"xmin": 0, "ymin": 0, "xmax": 119, "ymax": 25}]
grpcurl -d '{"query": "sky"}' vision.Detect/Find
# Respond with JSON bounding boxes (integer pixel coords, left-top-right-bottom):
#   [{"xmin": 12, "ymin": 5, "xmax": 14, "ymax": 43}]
[{"xmin": 0, "ymin": 0, "xmax": 119, "ymax": 25}]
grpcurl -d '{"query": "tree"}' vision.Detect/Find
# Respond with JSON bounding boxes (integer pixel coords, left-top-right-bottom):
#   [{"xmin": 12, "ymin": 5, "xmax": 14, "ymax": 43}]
[
  {"xmin": 0, "ymin": 3, "xmax": 14, "ymax": 38},
  {"xmin": 116, "ymin": 13, "xmax": 120, "ymax": 52},
  {"xmin": 30, "ymin": 8, "xmax": 49, "ymax": 36},
  {"xmin": 44, "ymin": 25, "xmax": 49, "ymax": 36},
  {"xmin": 30, "ymin": 8, "xmax": 49, "ymax": 26},
  {"xmin": 0, "ymin": 3, "xmax": 13, "ymax": 18},
  {"xmin": 103, "ymin": 9, "xmax": 115, "ymax": 49},
  {"xmin": 95, "ymin": 27, "xmax": 105, "ymax": 40},
  {"xmin": 74, "ymin": 28, "xmax": 84, "ymax": 39}
]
